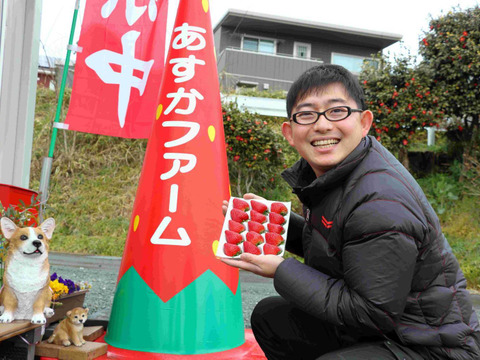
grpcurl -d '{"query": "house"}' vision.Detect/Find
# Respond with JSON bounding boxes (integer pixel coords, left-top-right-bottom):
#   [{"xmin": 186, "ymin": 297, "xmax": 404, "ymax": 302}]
[
  {"xmin": 37, "ymin": 56, "xmax": 75, "ymax": 90},
  {"xmin": 37, "ymin": 56, "xmax": 57, "ymax": 89},
  {"xmin": 214, "ymin": 9, "xmax": 402, "ymax": 93}
]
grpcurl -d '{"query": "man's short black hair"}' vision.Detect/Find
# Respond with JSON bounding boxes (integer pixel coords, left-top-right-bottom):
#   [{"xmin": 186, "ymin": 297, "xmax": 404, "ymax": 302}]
[{"xmin": 286, "ymin": 64, "xmax": 367, "ymax": 118}]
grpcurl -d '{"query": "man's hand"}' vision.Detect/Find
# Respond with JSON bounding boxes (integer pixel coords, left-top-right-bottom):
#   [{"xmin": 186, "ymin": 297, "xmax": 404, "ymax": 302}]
[
  {"xmin": 221, "ymin": 253, "xmax": 284, "ymax": 278},
  {"xmin": 222, "ymin": 193, "xmax": 266, "ymax": 216}
]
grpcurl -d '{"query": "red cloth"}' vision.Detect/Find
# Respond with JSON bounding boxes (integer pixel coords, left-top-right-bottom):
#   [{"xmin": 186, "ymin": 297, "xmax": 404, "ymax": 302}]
[{"xmin": 64, "ymin": 0, "xmax": 168, "ymax": 138}]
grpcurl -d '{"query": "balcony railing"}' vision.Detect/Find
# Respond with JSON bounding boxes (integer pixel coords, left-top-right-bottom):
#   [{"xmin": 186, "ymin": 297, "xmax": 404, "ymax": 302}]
[
  {"xmin": 217, "ymin": 47, "xmax": 323, "ymax": 91},
  {"xmin": 221, "ymin": 46, "xmax": 323, "ymax": 62}
]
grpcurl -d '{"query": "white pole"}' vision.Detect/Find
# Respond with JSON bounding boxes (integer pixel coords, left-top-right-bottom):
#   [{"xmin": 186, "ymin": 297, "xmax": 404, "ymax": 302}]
[
  {"xmin": 0, "ymin": 0, "xmax": 43, "ymax": 188},
  {"xmin": 427, "ymin": 127, "xmax": 436, "ymax": 147}
]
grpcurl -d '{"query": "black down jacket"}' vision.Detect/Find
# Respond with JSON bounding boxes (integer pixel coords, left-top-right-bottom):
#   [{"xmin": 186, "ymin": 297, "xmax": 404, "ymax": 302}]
[{"xmin": 276, "ymin": 136, "xmax": 480, "ymax": 359}]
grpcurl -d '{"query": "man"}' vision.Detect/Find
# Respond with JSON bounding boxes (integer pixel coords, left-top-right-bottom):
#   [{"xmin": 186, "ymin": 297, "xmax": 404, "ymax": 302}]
[{"xmin": 221, "ymin": 64, "xmax": 480, "ymax": 359}]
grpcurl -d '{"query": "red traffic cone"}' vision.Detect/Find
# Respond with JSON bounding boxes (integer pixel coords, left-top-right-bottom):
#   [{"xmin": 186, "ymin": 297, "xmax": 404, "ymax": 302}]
[{"xmin": 105, "ymin": 0, "xmax": 264, "ymax": 358}]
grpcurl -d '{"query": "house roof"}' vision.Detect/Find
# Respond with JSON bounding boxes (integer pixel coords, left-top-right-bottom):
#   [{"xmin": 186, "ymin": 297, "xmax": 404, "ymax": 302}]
[
  {"xmin": 214, "ymin": 9, "xmax": 402, "ymax": 50},
  {"xmin": 38, "ymin": 55, "xmax": 57, "ymax": 69}
]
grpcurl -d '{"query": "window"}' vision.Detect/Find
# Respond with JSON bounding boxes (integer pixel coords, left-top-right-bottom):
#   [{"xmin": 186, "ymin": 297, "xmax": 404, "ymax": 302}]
[
  {"xmin": 243, "ymin": 38, "xmax": 258, "ymax": 52},
  {"xmin": 242, "ymin": 36, "xmax": 275, "ymax": 54},
  {"xmin": 294, "ymin": 42, "xmax": 311, "ymax": 59},
  {"xmin": 331, "ymin": 53, "xmax": 369, "ymax": 74},
  {"xmin": 236, "ymin": 80, "xmax": 258, "ymax": 92}
]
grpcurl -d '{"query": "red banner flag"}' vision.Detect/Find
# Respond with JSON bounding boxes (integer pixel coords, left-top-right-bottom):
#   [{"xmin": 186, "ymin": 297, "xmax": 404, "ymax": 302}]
[
  {"xmin": 64, "ymin": 0, "xmax": 168, "ymax": 138},
  {"xmin": 117, "ymin": 0, "xmax": 238, "ymax": 302}
]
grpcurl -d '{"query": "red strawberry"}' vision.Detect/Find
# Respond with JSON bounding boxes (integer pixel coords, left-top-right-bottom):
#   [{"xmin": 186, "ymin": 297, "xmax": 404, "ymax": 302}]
[
  {"xmin": 267, "ymin": 223, "xmax": 285, "ymax": 235},
  {"xmin": 233, "ymin": 198, "xmax": 250, "ymax": 211},
  {"xmin": 224, "ymin": 243, "xmax": 242, "ymax": 257},
  {"xmin": 250, "ymin": 210, "xmax": 267, "ymax": 223},
  {"xmin": 251, "ymin": 200, "xmax": 268, "ymax": 215},
  {"xmin": 225, "ymin": 230, "xmax": 243, "ymax": 244},
  {"xmin": 229, "ymin": 220, "xmax": 245, "ymax": 233},
  {"xmin": 263, "ymin": 243, "xmax": 282, "ymax": 255},
  {"xmin": 244, "ymin": 241, "xmax": 261, "ymax": 255},
  {"xmin": 246, "ymin": 231, "xmax": 264, "ymax": 246},
  {"xmin": 248, "ymin": 221, "xmax": 265, "ymax": 234},
  {"xmin": 230, "ymin": 208, "xmax": 249, "ymax": 223},
  {"xmin": 271, "ymin": 202, "xmax": 288, "ymax": 215},
  {"xmin": 265, "ymin": 232, "xmax": 284, "ymax": 246},
  {"xmin": 269, "ymin": 212, "xmax": 286, "ymax": 225}
]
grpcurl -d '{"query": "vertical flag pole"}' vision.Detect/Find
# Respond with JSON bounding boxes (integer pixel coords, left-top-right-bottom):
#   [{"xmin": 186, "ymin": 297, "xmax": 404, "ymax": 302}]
[{"xmin": 38, "ymin": 0, "xmax": 81, "ymax": 220}]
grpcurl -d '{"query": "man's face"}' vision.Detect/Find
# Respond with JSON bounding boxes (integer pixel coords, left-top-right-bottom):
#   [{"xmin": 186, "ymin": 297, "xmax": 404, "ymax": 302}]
[{"xmin": 282, "ymin": 82, "xmax": 373, "ymax": 177}]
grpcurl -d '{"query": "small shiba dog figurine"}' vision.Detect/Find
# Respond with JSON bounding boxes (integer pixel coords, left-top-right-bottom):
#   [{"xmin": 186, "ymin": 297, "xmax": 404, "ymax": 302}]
[
  {"xmin": 0, "ymin": 217, "xmax": 56, "ymax": 324},
  {"xmin": 47, "ymin": 307, "xmax": 89, "ymax": 346}
]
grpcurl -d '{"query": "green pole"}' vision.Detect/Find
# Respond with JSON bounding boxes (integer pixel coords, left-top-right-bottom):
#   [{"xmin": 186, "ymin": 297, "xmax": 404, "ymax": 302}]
[
  {"xmin": 39, "ymin": 0, "xmax": 81, "ymax": 221},
  {"xmin": 48, "ymin": 0, "xmax": 80, "ymax": 157}
]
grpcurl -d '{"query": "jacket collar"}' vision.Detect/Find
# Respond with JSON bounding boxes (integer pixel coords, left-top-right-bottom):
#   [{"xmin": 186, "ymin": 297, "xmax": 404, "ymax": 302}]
[{"xmin": 281, "ymin": 136, "xmax": 372, "ymax": 202}]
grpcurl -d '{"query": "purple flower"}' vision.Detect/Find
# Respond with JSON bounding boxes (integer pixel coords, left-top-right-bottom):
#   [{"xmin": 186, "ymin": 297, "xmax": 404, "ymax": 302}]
[
  {"xmin": 50, "ymin": 273, "xmax": 80, "ymax": 294},
  {"xmin": 64, "ymin": 279, "xmax": 76, "ymax": 294}
]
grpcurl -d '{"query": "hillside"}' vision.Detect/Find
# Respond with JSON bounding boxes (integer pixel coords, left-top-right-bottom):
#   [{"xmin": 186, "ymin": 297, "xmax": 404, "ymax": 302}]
[
  {"xmin": 31, "ymin": 88, "xmax": 147, "ymax": 255},
  {"xmin": 29, "ymin": 89, "xmax": 480, "ymax": 291}
]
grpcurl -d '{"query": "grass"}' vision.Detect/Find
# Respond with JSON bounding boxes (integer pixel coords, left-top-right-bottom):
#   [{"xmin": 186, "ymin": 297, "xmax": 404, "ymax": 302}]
[
  {"xmin": 436, "ymin": 196, "xmax": 480, "ymax": 289},
  {"xmin": 29, "ymin": 88, "xmax": 144, "ymax": 255},
  {"xmin": 29, "ymin": 88, "xmax": 480, "ymax": 289},
  {"xmin": 417, "ymin": 169, "xmax": 480, "ymax": 289}
]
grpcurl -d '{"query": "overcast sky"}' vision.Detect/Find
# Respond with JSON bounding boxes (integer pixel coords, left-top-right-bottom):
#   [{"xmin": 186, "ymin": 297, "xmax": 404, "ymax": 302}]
[{"xmin": 40, "ymin": 0, "xmax": 479, "ymax": 61}]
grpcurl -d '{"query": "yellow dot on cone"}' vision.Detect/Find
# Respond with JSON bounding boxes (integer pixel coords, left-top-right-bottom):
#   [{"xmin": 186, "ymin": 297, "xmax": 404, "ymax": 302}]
[
  {"xmin": 156, "ymin": 104, "xmax": 163, "ymax": 120},
  {"xmin": 202, "ymin": 0, "xmax": 209, "ymax": 13},
  {"xmin": 208, "ymin": 125, "xmax": 216, "ymax": 142},
  {"xmin": 133, "ymin": 215, "xmax": 140, "ymax": 231},
  {"xmin": 212, "ymin": 240, "xmax": 219, "ymax": 255}
]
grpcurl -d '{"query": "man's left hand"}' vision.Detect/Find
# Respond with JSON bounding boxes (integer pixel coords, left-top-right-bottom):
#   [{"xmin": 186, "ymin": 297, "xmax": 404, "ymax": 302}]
[{"xmin": 221, "ymin": 254, "xmax": 284, "ymax": 278}]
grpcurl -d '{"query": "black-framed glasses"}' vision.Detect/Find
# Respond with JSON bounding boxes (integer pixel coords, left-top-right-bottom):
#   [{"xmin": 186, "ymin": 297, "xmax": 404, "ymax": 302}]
[{"xmin": 291, "ymin": 106, "xmax": 363, "ymax": 125}]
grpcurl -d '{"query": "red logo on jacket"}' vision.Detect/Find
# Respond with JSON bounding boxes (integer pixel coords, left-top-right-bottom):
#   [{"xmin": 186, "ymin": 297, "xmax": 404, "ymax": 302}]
[{"xmin": 321, "ymin": 216, "xmax": 333, "ymax": 229}]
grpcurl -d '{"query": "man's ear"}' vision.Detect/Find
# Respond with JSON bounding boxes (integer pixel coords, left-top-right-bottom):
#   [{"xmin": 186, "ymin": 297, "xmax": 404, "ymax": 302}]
[
  {"xmin": 282, "ymin": 122, "xmax": 295, "ymax": 147},
  {"xmin": 1, "ymin": 217, "xmax": 18, "ymax": 240},
  {"xmin": 360, "ymin": 110, "xmax": 374, "ymax": 137}
]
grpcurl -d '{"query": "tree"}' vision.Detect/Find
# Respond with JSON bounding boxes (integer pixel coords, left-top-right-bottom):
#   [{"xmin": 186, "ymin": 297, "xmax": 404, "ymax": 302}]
[
  {"xmin": 222, "ymin": 102, "xmax": 287, "ymax": 196},
  {"xmin": 419, "ymin": 6, "xmax": 480, "ymax": 155},
  {"xmin": 360, "ymin": 54, "xmax": 443, "ymax": 166}
]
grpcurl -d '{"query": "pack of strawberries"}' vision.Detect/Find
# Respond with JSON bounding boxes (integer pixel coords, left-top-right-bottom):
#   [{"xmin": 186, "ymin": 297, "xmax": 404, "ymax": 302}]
[{"xmin": 216, "ymin": 197, "xmax": 291, "ymax": 258}]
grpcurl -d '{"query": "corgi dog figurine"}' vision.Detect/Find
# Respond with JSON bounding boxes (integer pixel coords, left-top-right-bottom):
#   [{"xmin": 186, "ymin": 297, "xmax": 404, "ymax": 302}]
[
  {"xmin": 47, "ymin": 307, "xmax": 88, "ymax": 346},
  {"xmin": 0, "ymin": 217, "xmax": 55, "ymax": 324}
]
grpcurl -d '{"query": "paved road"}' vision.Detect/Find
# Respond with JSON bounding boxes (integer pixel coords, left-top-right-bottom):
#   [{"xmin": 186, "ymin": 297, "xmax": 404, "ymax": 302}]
[
  {"xmin": 48, "ymin": 252, "xmax": 277, "ymax": 328},
  {"xmin": 48, "ymin": 252, "xmax": 480, "ymax": 328}
]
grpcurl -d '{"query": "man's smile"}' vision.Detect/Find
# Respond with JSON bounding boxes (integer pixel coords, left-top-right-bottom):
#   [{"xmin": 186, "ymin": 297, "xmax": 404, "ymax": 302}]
[{"xmin": 311, "ymin": 139, "xmax": 340, "ymax": 148}]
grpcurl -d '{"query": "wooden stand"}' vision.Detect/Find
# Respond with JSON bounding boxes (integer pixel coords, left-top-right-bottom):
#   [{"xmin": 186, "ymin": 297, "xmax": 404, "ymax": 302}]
[
  {"xmin": 35, "ymin": 325, "xmax": 107, "ymax": 360},
  {"xmin": 83, "ymin": 326, "xmax": 104, "ymax": 341},
  {"xmin": 0, "ymin": 320, "xmax": 43, "ymax": 360},
  {"xmin": 0, "ymin": 320, "xmax": 42, "ymax": 342},
  {"xmin": 35, "ymin": 341, "xmax": 107, "ymax": 360}
]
